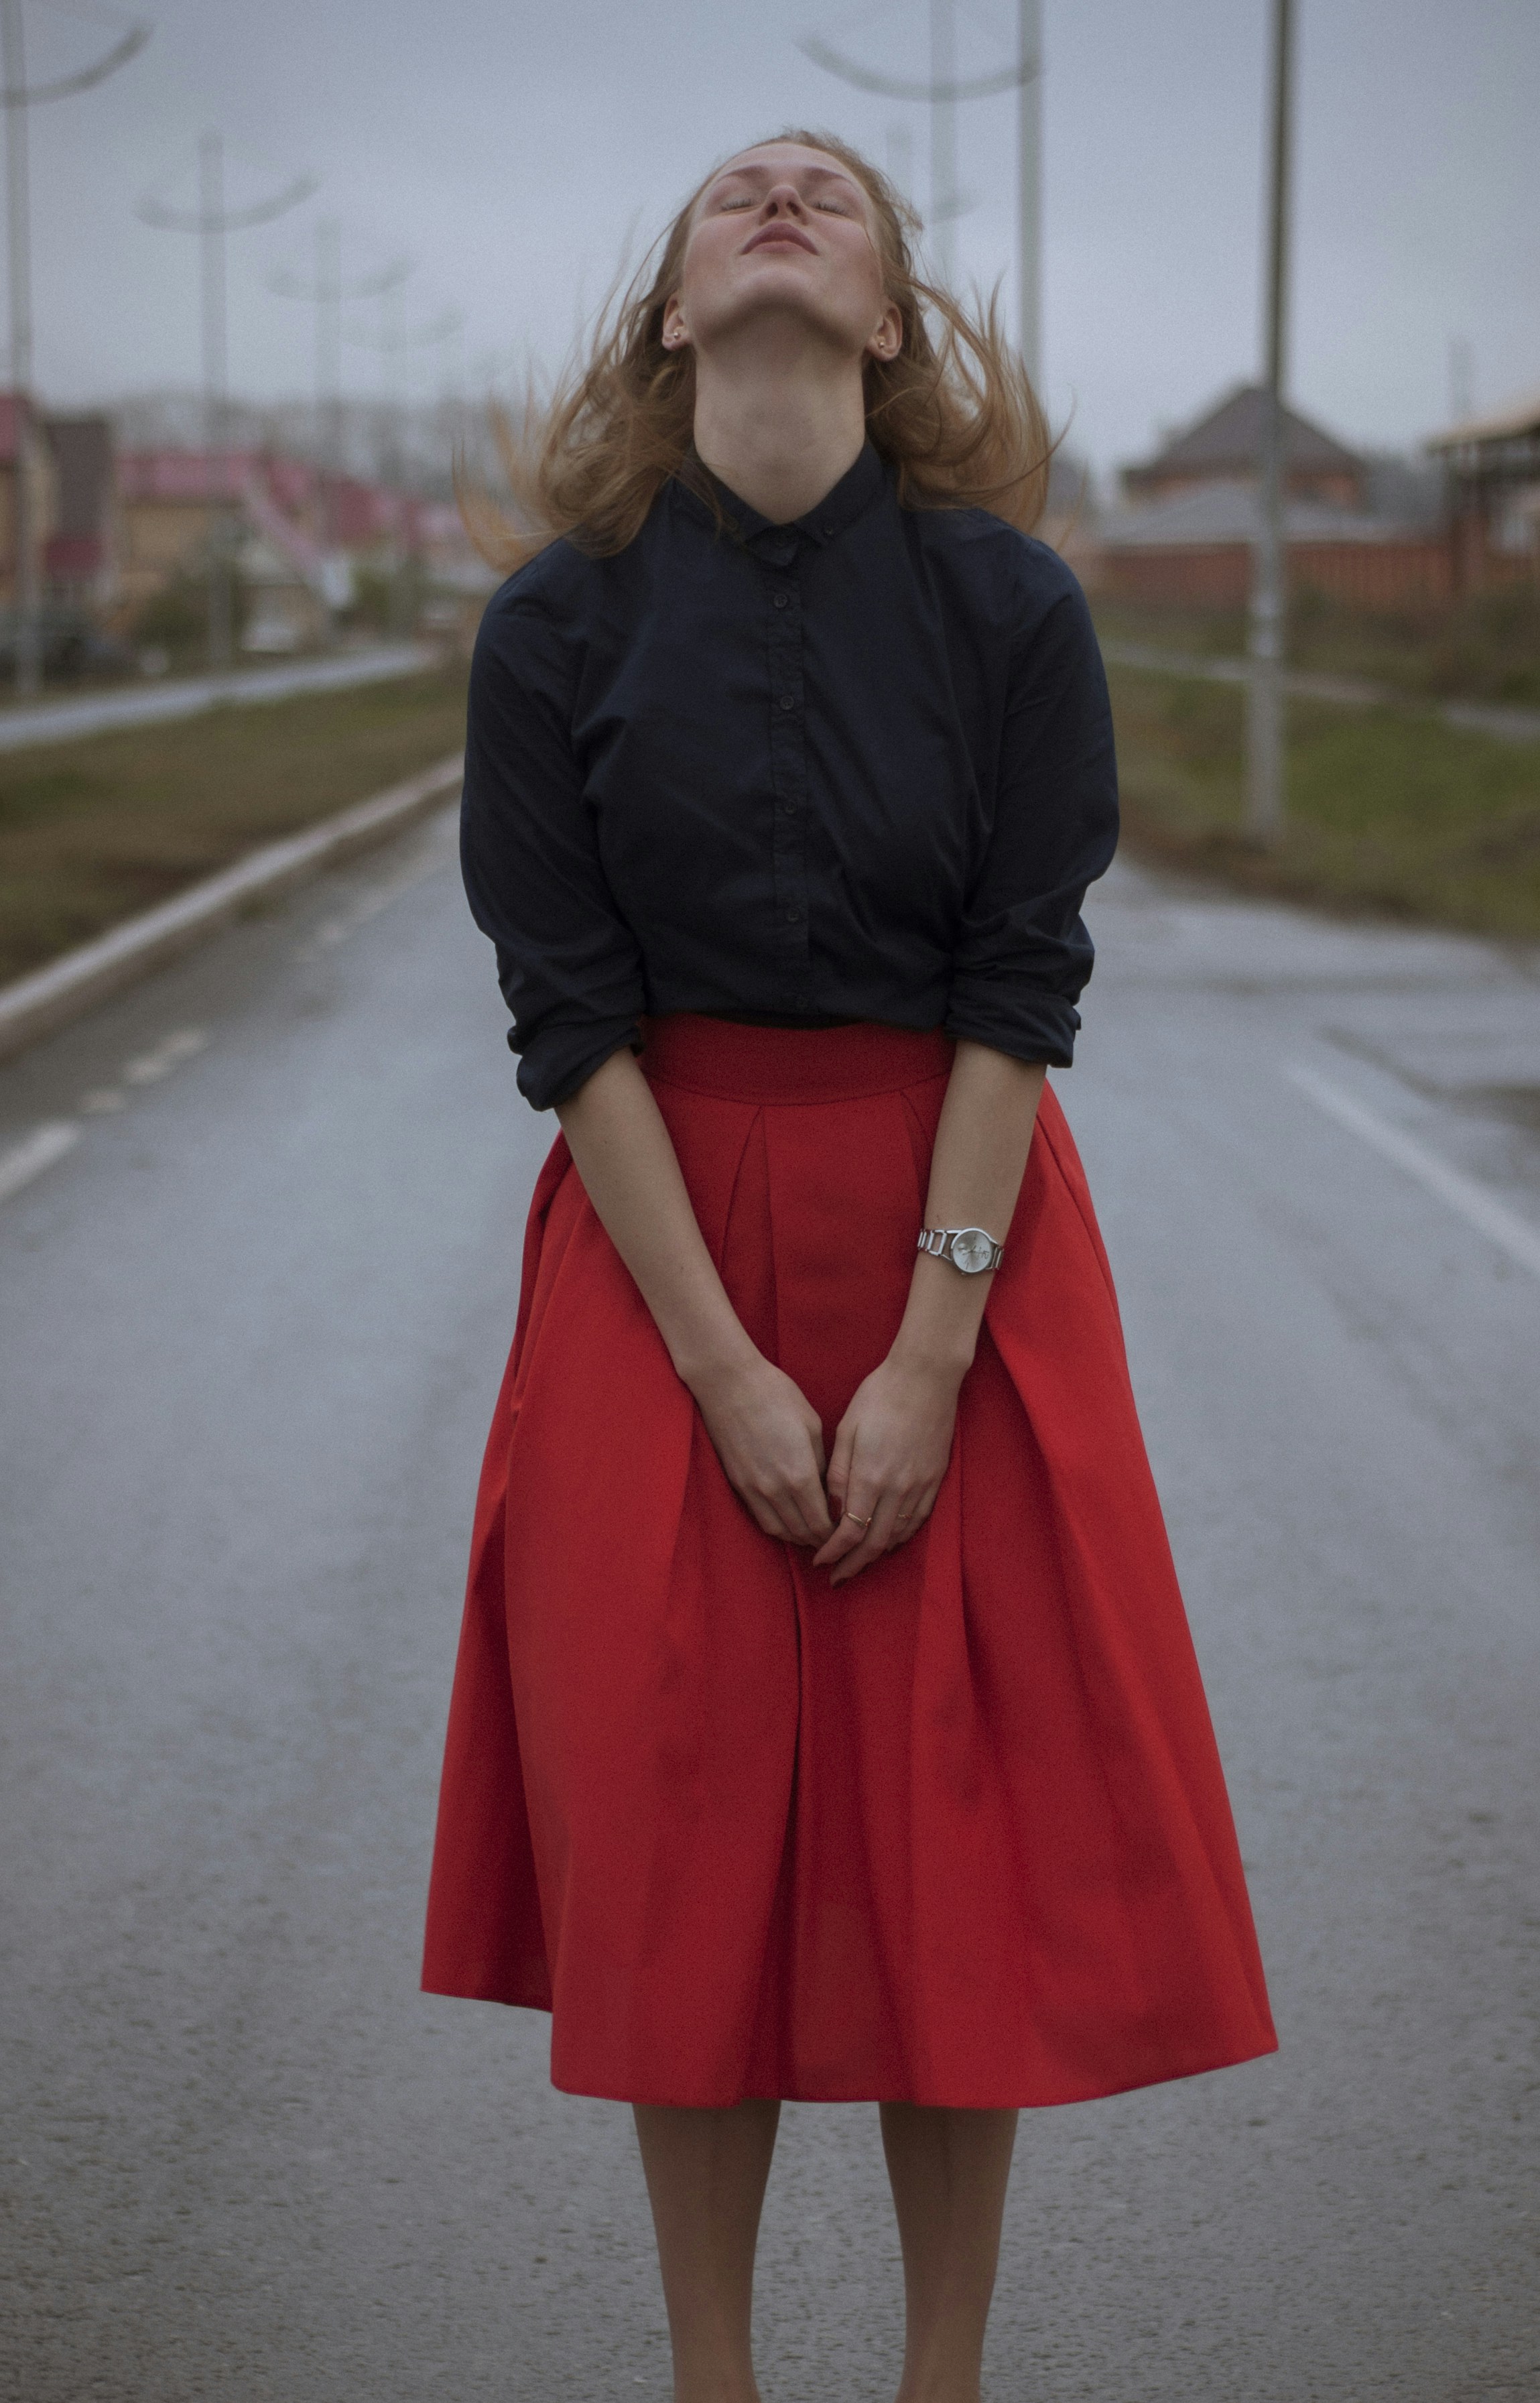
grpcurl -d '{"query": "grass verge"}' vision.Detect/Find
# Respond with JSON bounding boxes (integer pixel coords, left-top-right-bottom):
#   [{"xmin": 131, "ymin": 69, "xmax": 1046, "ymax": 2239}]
[
  {"xmin": 1107, "ymin": 661, "xmax": 1540, "ymax": 940},
  {"xmin": 0, "ymin": 662, "xmax": 468, "ymax": 985},
  {"xmin": 1094, "ymin": 588, "xmax": 1540, "ymax": 709}
]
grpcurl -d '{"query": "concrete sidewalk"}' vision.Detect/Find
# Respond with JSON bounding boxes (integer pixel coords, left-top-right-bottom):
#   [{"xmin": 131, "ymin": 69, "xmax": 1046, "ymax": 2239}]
[{"xmin": 0, "ymin": 641, "xmax": 436, "ymax": 755}]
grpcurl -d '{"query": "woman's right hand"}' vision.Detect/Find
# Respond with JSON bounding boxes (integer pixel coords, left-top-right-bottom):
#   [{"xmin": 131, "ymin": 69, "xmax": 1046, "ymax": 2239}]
[{"xmin": 688, "ymin": 1351, "xmax": 835, "ymax": 1548}]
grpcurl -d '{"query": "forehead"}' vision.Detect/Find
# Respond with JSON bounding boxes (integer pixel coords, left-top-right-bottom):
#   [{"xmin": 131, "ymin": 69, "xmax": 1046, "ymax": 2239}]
[{"xmin": 701, "ymin": 145, "xmax": 869, "ymax": 204}]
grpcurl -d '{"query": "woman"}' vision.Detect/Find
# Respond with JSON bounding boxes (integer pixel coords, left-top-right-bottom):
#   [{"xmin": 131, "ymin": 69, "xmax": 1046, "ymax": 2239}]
[{"xmin": 424, "ymin": 131, "xmax": 1275, "ymax": 2402}]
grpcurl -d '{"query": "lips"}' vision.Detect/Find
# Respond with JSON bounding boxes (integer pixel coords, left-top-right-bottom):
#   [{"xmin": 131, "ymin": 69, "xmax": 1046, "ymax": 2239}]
[{"xmin": 744, "ymin": 224, "xmax": 816, "ymax": 255}]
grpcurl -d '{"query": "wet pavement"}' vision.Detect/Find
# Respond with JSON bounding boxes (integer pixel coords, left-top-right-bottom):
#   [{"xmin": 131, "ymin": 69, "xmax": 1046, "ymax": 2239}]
[{"xmin": 2, "ymin": 812, "xmax": 1537, "ymax": 2400}]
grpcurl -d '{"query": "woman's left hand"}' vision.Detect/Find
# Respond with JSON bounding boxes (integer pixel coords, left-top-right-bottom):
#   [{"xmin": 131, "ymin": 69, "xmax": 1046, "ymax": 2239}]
[{"xmin": 812, "ymin": 1347, "xmax": 964, "ymax": 1585}]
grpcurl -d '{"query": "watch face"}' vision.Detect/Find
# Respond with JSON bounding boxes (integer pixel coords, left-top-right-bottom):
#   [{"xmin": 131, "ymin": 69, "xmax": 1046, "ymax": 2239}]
[{"xmin": 950, "ymin": 1228, "xmax": 994, "ymax": 1274}]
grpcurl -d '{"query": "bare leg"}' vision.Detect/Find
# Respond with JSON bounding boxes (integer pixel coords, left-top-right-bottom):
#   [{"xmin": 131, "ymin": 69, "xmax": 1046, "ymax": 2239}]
[
  {"xmin": 879, "ymin": 2103, "xmax": 1019, "ymax": 2403},
  {"xmin": 633, "ymin": 2100, "xmax": 781, "ymax": 2403}
]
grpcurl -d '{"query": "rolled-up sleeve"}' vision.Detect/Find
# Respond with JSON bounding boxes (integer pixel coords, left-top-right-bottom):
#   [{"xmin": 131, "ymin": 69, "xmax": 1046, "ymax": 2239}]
[
  {"xmin": 460, "ymin": 578, "xmax": 646, "ymax": 1110},
  {"xmin": 944, "ymin": 568, "xmax": 1118, "ymax": 1068}
]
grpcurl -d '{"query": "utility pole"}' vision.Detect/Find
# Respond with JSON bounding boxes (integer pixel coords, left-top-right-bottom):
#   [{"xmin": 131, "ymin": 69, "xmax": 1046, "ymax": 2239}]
[
  {"xmin": 1, "ymin": 0, "xmax": 148, "ymax": 694},
  {"xmin": 271, "ymin": 231, "xmax": 407, "ymax": 567},
  {"xmin": 1244, "ymin": 0, "xmax": 1295, "ymax": 844},
  {"xmin": 801, "ymin": 13, "xmax": 1039, "ymax": 343},
  {"xmin": 1016, "ymin": 0, "xmax": 1042, "ymax": 389},
  {"xmin": 139, "ymin": 139, "xmax": 314, "ymax": 669},
  {"xmin": 345, "ymin": 280, "xmax": 458, "ymax": 635},
  {"xmin": 929, "ymin": 0, "xmax": 957, "ymax": 286}
]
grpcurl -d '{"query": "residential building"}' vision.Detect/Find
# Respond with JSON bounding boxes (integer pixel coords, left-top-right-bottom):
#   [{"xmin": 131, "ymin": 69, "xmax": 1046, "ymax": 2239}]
[{"xmin": 1120, "ymin": 383, "xmax": 1368, "ymax": 509}]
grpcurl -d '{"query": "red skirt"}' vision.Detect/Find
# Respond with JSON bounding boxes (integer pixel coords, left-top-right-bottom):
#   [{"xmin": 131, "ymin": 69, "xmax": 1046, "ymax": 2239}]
[{"xmin": 422, "ymin": 1017, "xmax": 1276, "ymax": 2105}]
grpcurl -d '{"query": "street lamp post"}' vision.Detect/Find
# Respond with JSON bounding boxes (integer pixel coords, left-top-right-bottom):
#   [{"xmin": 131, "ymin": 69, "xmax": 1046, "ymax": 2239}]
[
  {"xmin": 271, "ymin": 231, "xmax": 409, "ymax": 584},
  {"xmin": 1016, "ymin": 0, "xmax": 1042, "ymax": 389},
  {"xmin": 799, "ymin": 15, "xmax": 1040, "ymax": 369},
  {"xmin": 1244, "ymin": 0, "xmax": 1296, "ymax": 843},
  {"xmin": 0, "ymin": 0, "xmax": 148, "ymax": 694},
  {"xmin": 138, "ymin": 139, "xmax": 316, "ymax": 670}
]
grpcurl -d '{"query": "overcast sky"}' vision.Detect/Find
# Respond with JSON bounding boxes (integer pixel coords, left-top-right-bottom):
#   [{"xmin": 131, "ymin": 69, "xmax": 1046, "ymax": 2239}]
[{"xmin": 26, "ymin": 0, "xmax": 1539, "ymax": 473}]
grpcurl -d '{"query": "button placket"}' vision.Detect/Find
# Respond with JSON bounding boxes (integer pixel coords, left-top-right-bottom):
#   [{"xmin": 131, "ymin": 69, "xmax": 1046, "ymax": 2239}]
[{"xmin": 763, "ymin": 546, "xmax": 812, "ymax": 1006}]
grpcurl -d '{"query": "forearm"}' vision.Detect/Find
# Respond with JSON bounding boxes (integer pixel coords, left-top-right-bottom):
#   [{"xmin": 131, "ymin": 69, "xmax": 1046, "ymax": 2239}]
[
  {"xmin": 555, "ymin": 1049, "xmax": 755, "ymax": 1390},
  {"xmin": 891, "ymin": 1041, "xmax": 1046, "ymax": 1378}
]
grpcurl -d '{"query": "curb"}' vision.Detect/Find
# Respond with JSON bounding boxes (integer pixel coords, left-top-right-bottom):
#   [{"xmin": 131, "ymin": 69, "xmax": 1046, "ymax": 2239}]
[{"xmin": 0, "ymin": 751, "xmax": 464, "ymax": 1066}]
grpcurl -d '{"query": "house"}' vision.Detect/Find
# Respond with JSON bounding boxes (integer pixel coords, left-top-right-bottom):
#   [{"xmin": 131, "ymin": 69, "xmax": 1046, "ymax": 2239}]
[
  {"xmin": 115, "ymin": 446, "xmax": 251, "ymax": 610},
  {"xmin": 1090, "ymin": 383, "xmax": 1452, "ymax": 612},
  {"xmin": 44, "ymin": 414, "xmax": 117, "ymax": 608},
  {"xmin": 1120, "ymin": 383, "xmax": 1367, "ymax": 509},
  {"xmin": 1426, "ymin": 392, "xmax": 1540, "ymax": 592}
]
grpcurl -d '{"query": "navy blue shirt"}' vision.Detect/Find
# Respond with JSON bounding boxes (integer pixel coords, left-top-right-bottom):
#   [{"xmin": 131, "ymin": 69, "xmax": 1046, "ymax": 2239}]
[{"xmin": 461, "ymin": 441, "xmax": 1118, "ymax": 1110}]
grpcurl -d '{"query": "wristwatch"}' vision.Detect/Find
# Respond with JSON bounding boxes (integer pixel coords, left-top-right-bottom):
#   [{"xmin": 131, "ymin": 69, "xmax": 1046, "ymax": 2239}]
[{"xmin": 917, "ymin": 1225, "xmax": 1005, "ymax": 1276}]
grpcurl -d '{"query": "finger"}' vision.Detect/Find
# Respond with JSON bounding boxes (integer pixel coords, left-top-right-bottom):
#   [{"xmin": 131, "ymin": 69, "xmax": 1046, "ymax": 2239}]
[
  {"xmin": 885, "ymin": 1483, "xmax": 934, "ymax": 1548},
  {"xmin": 830, "ymin": 1490, "xmax": 904, "ymax": 1584},
  {"xmin": 816, "ymin": 1483, "xmax": 885, "ymax": 1573},
  {"xmin": 824, "ymin": 1418, "xmax": 855, "ymax": 1519},
  {"xmin": 811, "ymin": 1482, "xmax": 878, "ymax": 1568},
  {"xmin": 775, "ymin": 1468, "xmax": 834, "ymax": 1549}
]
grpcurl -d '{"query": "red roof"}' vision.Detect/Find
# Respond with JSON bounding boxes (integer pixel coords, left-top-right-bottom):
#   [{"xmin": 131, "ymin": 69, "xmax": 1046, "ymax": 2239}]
[{"xmin": 116, "ymin": 448, "xmax": 261, "ymax": 503}]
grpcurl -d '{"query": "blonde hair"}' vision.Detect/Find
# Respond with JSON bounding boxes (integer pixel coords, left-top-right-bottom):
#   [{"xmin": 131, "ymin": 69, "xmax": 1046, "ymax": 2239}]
[{"xmin": 462, "ymin": 127, "xmax": 1051, "ymax": 570}]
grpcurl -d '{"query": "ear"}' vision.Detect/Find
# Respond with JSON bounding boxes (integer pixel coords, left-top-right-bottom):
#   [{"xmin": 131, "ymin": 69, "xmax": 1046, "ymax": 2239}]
[
  {"xmin": 661, "ymin": 294, "xmax": 690, "ymax": 351},
  {"xmin": 864, "ymin": 298, "xmax": 903, "ymax": 363}
]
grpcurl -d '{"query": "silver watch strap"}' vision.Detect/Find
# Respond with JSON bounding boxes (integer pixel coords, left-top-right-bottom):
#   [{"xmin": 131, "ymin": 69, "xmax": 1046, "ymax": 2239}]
[{"xmin": 916, "ymin": 1225, "xmax": 1005, "ymax": 1273}]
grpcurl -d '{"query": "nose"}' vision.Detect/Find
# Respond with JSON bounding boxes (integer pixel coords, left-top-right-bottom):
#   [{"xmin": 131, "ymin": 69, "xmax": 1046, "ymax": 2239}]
[{"xmin": 759, "ymin": 181, "xmax": 808, "ymax": 219}]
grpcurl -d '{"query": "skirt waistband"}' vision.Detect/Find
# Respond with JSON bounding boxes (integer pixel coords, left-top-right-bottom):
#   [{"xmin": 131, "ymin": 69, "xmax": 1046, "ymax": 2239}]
[{"xmin": 639, "ymin": 1015, "xmax": 954, "ymax": 1104}]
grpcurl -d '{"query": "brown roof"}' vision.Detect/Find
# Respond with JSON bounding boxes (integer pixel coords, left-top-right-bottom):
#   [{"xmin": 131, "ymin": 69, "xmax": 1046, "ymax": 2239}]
[{"xmin": 1130, "ymin": 382, "xmax": 1363, "ymax": 479}]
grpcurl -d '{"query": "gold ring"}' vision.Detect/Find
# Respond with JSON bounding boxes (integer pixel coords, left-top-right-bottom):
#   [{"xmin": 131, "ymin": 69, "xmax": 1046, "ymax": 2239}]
[{"xmin": 844, "ymin": 1510, "xmax": 873, "ymax": 1530}]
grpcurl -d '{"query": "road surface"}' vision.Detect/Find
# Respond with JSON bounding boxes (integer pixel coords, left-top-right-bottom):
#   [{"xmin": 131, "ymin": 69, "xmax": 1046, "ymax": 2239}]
[
  {"xmin": 1, "ymin": 810, "xmax": 1536, "ymax": 2400},
  {"xmin": 0, "ymin": 642, "xmax": 434, "ymax": 755}
]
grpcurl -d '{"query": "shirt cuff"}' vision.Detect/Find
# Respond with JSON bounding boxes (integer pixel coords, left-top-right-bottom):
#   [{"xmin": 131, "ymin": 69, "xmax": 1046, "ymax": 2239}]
[
  {"xmin": 513, "ymin": 1016, "xmax": 643, "ymax": 1110},
  {"xmin": 943, "ymin": 987, "xmax": 1082, "ymax": 1068}
]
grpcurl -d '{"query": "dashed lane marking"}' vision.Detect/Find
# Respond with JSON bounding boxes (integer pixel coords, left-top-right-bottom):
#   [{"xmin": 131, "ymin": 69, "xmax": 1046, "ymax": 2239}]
[
  {"xmin": 1, "ymin": 1026, "xmax": 212, "ymax": 1210},
  {"xmin": 1285, "ymin": 1062, "xmax": 1540, "ymax": 1284},
  {"xmin": 0, "ymin": 1120, "xmax": 80, "ymax": 1205},
  {"xmin": 121, "ymin": 1026, "xmax": 210, "ymax": 1085}
]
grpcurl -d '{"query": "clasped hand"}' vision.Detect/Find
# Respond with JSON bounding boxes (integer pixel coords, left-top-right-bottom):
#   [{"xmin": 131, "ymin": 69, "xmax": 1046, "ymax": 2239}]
[{"xmin": 689, "ymin": 1346, "xmax": 963, "ymax": 1587}]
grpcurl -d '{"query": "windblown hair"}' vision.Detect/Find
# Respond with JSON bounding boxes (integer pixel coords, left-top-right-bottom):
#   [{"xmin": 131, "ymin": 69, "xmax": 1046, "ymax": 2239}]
[{"xmin": 460, "ymin": 127, "xmax": 1052, "ymax": 570}]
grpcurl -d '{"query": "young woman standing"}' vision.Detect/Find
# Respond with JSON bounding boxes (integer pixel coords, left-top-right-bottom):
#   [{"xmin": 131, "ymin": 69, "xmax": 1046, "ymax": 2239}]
[{"xmin": 424, "ymin": 132, "xmax": 1275, "ymax": 2403}]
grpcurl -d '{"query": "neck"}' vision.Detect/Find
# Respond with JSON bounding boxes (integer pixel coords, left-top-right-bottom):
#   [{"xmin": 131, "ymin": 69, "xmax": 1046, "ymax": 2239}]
[{"xmin": 692, "ymin": 322, "xmax": 867, "ymax": 525}]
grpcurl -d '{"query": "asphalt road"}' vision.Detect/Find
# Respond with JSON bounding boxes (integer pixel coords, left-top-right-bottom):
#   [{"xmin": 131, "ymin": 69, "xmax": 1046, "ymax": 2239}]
[{"xmin": 2, "ymin": 810, "xmax": 1537, "ymax": 2402}]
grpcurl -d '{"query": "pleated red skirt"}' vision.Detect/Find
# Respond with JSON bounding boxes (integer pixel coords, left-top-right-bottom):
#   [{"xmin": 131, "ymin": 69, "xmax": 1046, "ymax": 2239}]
[{"xmin": 422, "ymin": 1016, "xmax": 1276, "ymax": 2105}]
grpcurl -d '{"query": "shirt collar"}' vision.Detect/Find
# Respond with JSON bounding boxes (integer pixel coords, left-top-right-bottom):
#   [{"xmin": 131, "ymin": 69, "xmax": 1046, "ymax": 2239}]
[{"xmin": 672, "ymin": 439, "xmax": 887, "ymax": 556}]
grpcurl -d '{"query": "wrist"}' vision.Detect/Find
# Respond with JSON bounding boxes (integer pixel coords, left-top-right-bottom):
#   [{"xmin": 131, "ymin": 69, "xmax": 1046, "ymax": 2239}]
[
  {"xmin": 887, "ymin": 1323, "xmax": 976, "ymax": 1388},
  {"xmin": 672, "ymin": 1323, "xmax": 763, "ymax": 1401}
]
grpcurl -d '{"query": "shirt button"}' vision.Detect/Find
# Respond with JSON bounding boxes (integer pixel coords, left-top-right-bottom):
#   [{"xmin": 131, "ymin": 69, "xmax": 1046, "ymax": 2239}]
[
  {"xmin": 786, "ymin": 906, "xmax": 802, "ymax": 924},
  {"xmin": 773, "ymin": 592, "xmax": 790, "ymax": 609},
  {"xmin": 779, "ymin": 694, "xmax": 795, "ymax": 711}
]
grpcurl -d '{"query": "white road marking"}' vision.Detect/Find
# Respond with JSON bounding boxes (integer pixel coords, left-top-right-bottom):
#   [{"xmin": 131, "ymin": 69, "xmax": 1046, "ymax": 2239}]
[
  {"xmin": 294, "ymin": 855, "xmax": 444, "ymax": 962},
  {"xmin": 122, "ymin": 1026, "xmax": 210, "ymax": 1085},
  {"xmin": 1285, "ymin": 1062, "xmax": 1540, "ymax": 1283},
  {"xmin": 0, "ymin": 1121, "xmax": 81, "ymax": 1205}
]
